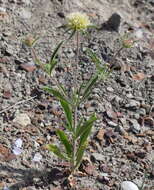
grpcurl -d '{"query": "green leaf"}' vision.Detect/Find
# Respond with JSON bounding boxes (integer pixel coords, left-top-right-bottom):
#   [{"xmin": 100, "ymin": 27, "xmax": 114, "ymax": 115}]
[
  {"xmin": 63, "ymin": 123, "xmax": 72, "ymax": 132},
  {"xmin": 78, "ymin": 113, "xmax": 97, "ymax": 148},
  {"xmin": 47, "ymin": 144, "xmax": 68, "ymax": 160},
  {"xmin": 75, "ymin": 141, "xmax": 88, "ymax": 169},
  {"xmin": 75, "ymin": 117, "xmax": 84, "ymax": 134},
  {"xmin": 60, "ymin": 100, "xmax": 73, "ymax": 131},
  {"xmin": 56, "ymin": 129, "xmax": 72, "ymax": 157},
  {"xmin": 79, "ymin": 124, "xmax": 92, "ymax": 148},
  {"xmin": 49, "ymin": 40, "xmax": 64, "ymax": 75},
  {"xmin": 81, "ymin": 74, "xmax": 98, "ymax": 102},
  {"xmin": 43, "ymin": 86, "xmax": 70, "ymax": 103},
  {"xmin": 76, "ymin": 113, "xmax": 97, "ymax": 139},
  {"xmin": 45, "ymin": 59, "xmax": 57, "ymax": 75},
  {"xmin": 88, "ymin": 24, "xmax": 99, "ymax": 29}
]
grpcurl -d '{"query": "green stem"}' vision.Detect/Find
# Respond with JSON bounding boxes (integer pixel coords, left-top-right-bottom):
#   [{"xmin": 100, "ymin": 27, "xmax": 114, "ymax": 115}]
[{"xmin": 71, "ymin": 31, "xmax": 80, "ymax": 173}]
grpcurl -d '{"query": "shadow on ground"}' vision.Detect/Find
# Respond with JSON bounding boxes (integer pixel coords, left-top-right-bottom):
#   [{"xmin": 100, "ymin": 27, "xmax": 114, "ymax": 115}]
[{"xmin": 0, "ymin": 164, "xmax": 69, "ymax": 190}]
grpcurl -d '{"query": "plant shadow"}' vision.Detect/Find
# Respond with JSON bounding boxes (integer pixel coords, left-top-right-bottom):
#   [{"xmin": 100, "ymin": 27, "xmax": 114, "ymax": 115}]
[{"xmin": 0, "ymin": 164, "xmax": 69, "ymax": 190}]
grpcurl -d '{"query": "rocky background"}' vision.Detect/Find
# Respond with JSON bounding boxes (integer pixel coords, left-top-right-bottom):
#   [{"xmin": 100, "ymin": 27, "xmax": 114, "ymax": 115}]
[{"xmin": 0, "ymin": 0, "xmax": 154, "ymax": 190}]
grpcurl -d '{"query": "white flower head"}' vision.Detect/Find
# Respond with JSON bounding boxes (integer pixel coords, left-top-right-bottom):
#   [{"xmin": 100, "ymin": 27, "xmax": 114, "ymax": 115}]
[{"xmin": 66, "ymin": 12, "xmax": 91, "ymax": 30}]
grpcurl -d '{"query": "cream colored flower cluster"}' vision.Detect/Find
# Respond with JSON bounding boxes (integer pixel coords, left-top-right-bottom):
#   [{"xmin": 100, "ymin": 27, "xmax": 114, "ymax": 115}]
[{"xmin": 66, "ymin": 12, "xmax": 91, "ymax": 30}]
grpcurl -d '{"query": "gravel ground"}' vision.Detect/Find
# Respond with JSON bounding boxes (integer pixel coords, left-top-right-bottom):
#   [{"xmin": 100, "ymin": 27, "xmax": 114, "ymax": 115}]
[{"xmin": 0, "ymin": 0, "xmax": 154, "ymax": 190}]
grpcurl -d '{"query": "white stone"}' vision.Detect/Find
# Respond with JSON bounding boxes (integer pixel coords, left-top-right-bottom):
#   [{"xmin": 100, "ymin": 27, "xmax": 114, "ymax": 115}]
[
  {"xmin": 19, "ymin": 8, "xmax": 31, "ymax": 19},
  {"xmin": 121, "ymin": 181, "xmax": 139, "ymax": 190},
  {"xmin": 134, "ymin": 29, "xmax": 143, "ymax": 39},
  {"xmin": 13, "ymin": 113, "xmax": 31, "ymax": 126},
  {"xmin": 32, "ymin": 153, "xmax": 42, "ymax": 162},
  {"xmin": 14, "ymin": 138, "xmax": 23, "ymax": 148}
]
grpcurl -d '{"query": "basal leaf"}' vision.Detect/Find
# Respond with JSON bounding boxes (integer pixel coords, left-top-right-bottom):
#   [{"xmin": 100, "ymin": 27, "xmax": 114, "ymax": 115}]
[
  {"xmin": 47, "ymin": 144, "xmax": 68, "ymax": 160},
  {"xmin": 56, "ymin": 129, "xmax": 72, "ymax": 157}
]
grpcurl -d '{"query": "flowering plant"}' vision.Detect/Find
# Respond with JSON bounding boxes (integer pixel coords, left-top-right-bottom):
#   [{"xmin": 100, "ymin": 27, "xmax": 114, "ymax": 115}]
[{"xmin": 26, "ymin": 12, "xmax": 110, "ymax": 175}]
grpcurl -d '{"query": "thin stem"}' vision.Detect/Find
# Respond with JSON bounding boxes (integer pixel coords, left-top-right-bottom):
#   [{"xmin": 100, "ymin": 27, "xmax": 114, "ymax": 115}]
[
  {"xmin": 111, "ymin": 46, "xmax": 123, "ymax": 63},
  {"xmin": 71, "ymin": 31, "xmax": 80, "ymax": 173}
]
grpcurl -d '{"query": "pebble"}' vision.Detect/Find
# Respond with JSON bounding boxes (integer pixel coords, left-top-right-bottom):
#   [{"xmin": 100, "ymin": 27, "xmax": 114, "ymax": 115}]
[
  {"xmin": 19, "ymin": 8, "xmax": 31, "ymax": 19},
  {"xmin": 13, "ymin": 113, "xmax": 31, "ymax": 126},
  {"xmin": 120, "ymin": 181, "xmax": 139, "ymax": 190},
  {"xmin": 106, "ymin": 87, "xmax": 114, "ymax": 92},
  {"xmin": 107, "ymin": 121, "xmax": 118, "ymax": 127},
  {"xmin": 106, "ymin": 13, "xmax": 121, "ymax": 32},
  {"xmin": 91, "ymin": 153, "xmax": 105, "ymax": 162},
  {"xmin": 125, "ymin": 100, "xmax": 140, "ymax": 110},
  {"xmin": 134, "ymin": 29, "xmax": 143, "ymax": 39},
  {"xmin": 129, "ymin": 119, "xmax": 141, "ymax": 134},
  {"xmin": 138, "ymin": 108, "xmax": 146, "ymax": 116}
]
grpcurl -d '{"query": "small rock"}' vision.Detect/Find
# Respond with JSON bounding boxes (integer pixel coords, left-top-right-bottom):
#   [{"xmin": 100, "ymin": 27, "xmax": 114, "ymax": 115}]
[
  {"xmin": 134, "ymin": 29, "xmax": 143, "ymax": 39},
  {"xmin": 138, "ymin": 108, "xmax": 146, "ymax": 116},
  {"xmin": 129, "ymin": 119, "xmax": 141, "ymax": 134},
  {"xmin": 96, "ymin": 128, "xmax": 105, "ymax": 141},
  {"xmin": 126, "ymin": 93, "xmax": 134, "ymax": 99},
  {"xmin": 106, "ymin": 109, "xmax": 117, "ymax": 119},
  {"xmin": 91, "ymin": 153, "xmax": 105, "ymax": 162},
  {"xmin": 106, "ymin": 87, "xmax": 114, "ymax": 92},
  {"xmin": 120, "ymin": 181, "xmax": 139, "ymax": 190},
  {"xmin": 20, "ymin": 62, "xmax": 36, "ymax": 72},
  {"xmin": 103, "ymin": 13, "xmax": 121, "ymax": 32},
  {"xmin": 107, "ymin": 121, "xmax": 118, "ymax": 127},
  {"xmin": 32, "ymin": 152, "xmax": 42, "ymax": 162},
  {"xmin": 125, "ymin": 100, "xmax": 140, "ymax": 110},
  {"xmin": 5, "ymin": 46, "xmax": 14, "ymax": 56},
  {"xmin": 13, "ymin": 113, "xmax": 31, "ymax": 126},
  {"xmin": 57, "ymin": 12, "xmax": 65, "ymax": 18},
  {"xmin": 19, "ymin": 8, "xmax": 31, "ymax": 19}
]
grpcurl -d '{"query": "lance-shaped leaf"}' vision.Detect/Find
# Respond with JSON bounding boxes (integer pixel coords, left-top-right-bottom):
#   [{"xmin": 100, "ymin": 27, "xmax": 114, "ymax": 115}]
[
  {"xmin": 44, "ymin": 59, "xmax": 57, "ymax": 75},
  {"xmin": 78, "ymin": 113, "xmax": 97, "ymax": 148},
  {"xmin": 47, "ymin": 144, "xmax": 68, "ymax": 160},
  {"xmin": 60, "ymin": 100, "xmax": 73, "ymax": 131},
  {"xmin": 43, "ymin": 86, "xmax": 71, "ymax": 104},
  {"xmin": 81, "ymin": 74, "xmax": 98, "ymax": 102},
  {"xmin": 75, "ymin": 141, "xmax": 88, "ymax": 169},
  {"xmin": 56, "ymin": 130, "xmax": 72, "ymax": 158},
  {"xmin": 49, "ymin": 40, "xmax": 64, "ymax": 75},
  {"xmin": 76, "ymin": 113, "xmax": 97, "ymax": 139}
]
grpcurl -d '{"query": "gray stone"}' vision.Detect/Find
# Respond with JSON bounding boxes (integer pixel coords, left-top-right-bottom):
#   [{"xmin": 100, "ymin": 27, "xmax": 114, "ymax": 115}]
[
  {"xmin": 91, "ymin": 153, "xmax": 105, "ymax": 161},
  {"xmin": 121, "ymin": 181, "xmax": 139, "ymax": 190},
  {"xmin": 125, "ymin": 100, "xmax": 140, "ymax": 110},
  {"xmin": 13, "ymin": 113, "xmax": 31, "ymax": 126},
  {"xmin": 138, "ymin": 108, "xmax": 146, "ymax": 116},
  {"xmin": 107, "ymin": 121, "xmax": 118, "ymax": 127},
  {"xmin": 19, "ymin": 8, "xmax": 31, "ymax": 19},
  {"xmin": 106, "ymin": 87, "xmax": 114, "ymax": 92},
  {"xmin": 126, "ymin": 93, "xmax": 134, "ymax": 99},
  {"xmin": 129, "ymin": 119, "xmax": 141, "ymax": 134}
]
